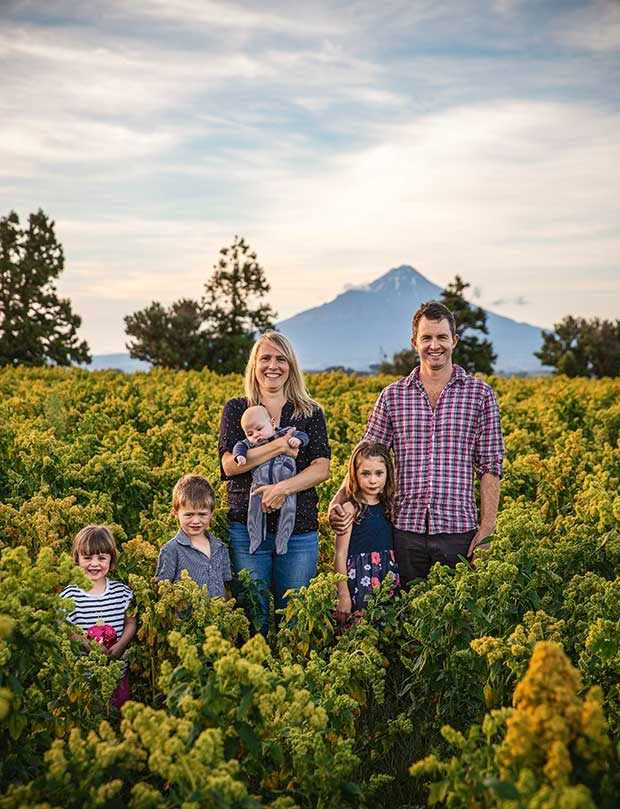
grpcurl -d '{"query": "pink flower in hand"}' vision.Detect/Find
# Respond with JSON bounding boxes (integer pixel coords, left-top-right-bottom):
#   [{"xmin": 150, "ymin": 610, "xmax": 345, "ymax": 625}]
[
  {"xmin": 371, "ymin": 576, "xmax": 381, "ymax": 589},
  {"xmin": 87, "ymin": 624, "xmax": 118, "ymax": 649}
]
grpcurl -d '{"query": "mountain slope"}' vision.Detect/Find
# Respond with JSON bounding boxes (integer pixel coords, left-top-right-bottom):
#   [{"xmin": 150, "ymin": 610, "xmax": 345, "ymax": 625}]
[{"xmin": 277, "ymin": 265, "xmax": 544, "ymax": 373}]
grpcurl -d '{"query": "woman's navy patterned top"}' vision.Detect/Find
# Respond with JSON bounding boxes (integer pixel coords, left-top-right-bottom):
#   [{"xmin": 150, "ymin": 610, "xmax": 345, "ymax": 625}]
[{"xmin": 218, "ymin": 397, "xmax": 331, "ymax": 534}]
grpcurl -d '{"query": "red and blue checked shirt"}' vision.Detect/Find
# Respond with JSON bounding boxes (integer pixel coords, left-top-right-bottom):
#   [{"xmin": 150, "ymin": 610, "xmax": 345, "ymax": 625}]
[{"xmin": 363, "ymin": 365, "xmax": 504, "ymax": 534}]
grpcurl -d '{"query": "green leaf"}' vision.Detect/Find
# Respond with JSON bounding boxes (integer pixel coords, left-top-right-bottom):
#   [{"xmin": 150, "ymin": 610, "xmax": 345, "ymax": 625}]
[
  {"xmin": 237, "ymin": 721, "xmax": 261, "ymax": 756},
  {"xmin": 484, "ymin": 777, "xmax": 520, "ymax": 799},
  {"xmin": 428, "ymin": 780, "xmax": 449, "ymax": 805}
]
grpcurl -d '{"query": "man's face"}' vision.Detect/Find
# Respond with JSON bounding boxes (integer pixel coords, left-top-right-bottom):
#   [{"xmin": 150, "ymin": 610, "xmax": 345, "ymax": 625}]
[{"xmin": 412, "ymin": 316, "xmax": 458, "ymax": 372}]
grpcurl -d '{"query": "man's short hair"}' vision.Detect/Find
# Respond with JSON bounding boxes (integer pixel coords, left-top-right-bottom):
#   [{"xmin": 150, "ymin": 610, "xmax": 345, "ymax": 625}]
[
  {"xmin": 412, "ymin": 301, "xmax": 456, "ymax": 339},
  {"xmin": 172, "ymin": 474, "xmax": 216, "ymax": 512}
]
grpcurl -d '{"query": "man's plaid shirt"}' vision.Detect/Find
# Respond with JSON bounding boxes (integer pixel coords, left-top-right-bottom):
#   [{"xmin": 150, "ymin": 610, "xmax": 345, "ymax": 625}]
[{"xmin": 363, "ymin": 364, "xmax": 504, "ymax": 534}]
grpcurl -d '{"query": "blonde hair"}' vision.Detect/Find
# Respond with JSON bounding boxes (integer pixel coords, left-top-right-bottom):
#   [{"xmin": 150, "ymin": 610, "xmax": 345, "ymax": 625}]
[
  {"xmin": 344, "ymin": 441, "xmax": 396, "ymax": 522},
  {"xmin": 244, "ymin": 330, "xmax": 316, "ymax": 418},
  {"xmin": 172, "ymin": 474, "xmax": 216, "ymax": 512},
  {"xmin": 72, "ymin": 525, "xmax": 118, "ymax": 568}
]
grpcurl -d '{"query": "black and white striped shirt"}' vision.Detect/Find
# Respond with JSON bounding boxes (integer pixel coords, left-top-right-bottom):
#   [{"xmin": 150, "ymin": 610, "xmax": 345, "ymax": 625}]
[{"xmin": 60, "ymin": 578, "xmax": 133, "ymax": 674}]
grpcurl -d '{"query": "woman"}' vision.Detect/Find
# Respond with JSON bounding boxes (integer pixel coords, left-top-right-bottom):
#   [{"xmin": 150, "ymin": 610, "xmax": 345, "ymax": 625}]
[{"xmin": 219, "ymin": 330, "xmax": 331, "ymax": 633}]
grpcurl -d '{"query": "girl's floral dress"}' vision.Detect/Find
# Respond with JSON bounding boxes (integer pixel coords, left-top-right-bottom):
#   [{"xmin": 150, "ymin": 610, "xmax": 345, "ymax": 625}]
[{"xmin": 346, "ymin": 503, "xmax": 400, "ymax": 612}]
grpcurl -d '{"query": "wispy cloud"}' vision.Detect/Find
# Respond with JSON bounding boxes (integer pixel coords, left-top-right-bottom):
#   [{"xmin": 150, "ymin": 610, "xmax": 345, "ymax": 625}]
[{"xmin": 1, "ymin": 0, "xmax": 618, "ymax": 352}]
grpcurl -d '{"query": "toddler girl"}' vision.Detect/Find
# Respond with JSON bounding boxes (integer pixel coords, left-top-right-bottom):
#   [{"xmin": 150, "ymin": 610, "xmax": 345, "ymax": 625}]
[
  {"xmin": 334, "ymin": 441, "xmax": 400, "ymax": 624},
  {"xmin": 60, "ymin": 525, "xmax": 136, "ymax": 708}
]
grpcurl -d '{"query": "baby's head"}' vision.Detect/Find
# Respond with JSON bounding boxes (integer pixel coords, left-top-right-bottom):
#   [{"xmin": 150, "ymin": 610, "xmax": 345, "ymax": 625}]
[{"xmin": 241, "ymin": 405, "xmax": 276, "ymax": 444}]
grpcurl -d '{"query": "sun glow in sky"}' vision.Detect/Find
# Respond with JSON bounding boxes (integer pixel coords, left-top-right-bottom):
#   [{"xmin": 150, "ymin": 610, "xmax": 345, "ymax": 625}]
[{"xmin": 2, "ymin": 0, "xmax": 619, "ymax": 354}]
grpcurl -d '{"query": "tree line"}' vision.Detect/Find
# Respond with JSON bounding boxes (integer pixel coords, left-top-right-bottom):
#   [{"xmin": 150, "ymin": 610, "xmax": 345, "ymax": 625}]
[{"xmin": 1, "ymin": 208, "xmax": 618, "ymax": 377}]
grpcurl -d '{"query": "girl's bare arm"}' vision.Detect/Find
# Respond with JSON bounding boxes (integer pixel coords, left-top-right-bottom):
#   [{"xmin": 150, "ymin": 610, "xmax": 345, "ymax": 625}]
[{"xmin": 108, "ymin": 612, "xmax": 138, "ymax": 660}]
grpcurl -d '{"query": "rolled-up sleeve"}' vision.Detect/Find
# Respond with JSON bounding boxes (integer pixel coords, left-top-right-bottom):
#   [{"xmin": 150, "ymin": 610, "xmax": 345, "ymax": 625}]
[
  {"xmin": 363, "ymin": 389, "xmax": 394, "ymax": 448},
  {"xmin": 155, "ymin": 542, "xmax": 178, "ymax": 583},
  {"xmin": 473, "ymin": 388, "xmax": 504, "ymax": 478}
]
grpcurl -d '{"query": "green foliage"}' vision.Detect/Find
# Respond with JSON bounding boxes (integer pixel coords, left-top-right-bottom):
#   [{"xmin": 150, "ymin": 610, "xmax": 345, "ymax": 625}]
[
  {"xmin": 0, "ymin": 368, "xmax": 619, "ymax": 807},
  {"xmin": 124, "ymin": 299, "xmax": 211, "ymax": 370},
  {"xmin": 441, "ymin": 274, "xmax": 496, "ymax": 374},
  {"xmin": 202, "ymin": 236, "xmax": 277, "ymax": 374},
  {"xmin": 536, "ymin": 315, "xmax": 620, "ymax": 377},
  {"xmin": 124, "ymin": 236, "xmax": 276, "ymax": 373},
  {"xmin": 0, "ymin": 209, "xmax": 90, "ymax": 367}
]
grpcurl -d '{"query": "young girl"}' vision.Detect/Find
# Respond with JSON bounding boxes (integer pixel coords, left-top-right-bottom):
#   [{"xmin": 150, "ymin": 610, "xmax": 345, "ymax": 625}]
[
  {"xmin": 334, "ymin": 441, "xmax": 400, "ymax": 624},
  {"xmin": 60, "ymin": 525, "xmax": 137, "ymax": 709}
]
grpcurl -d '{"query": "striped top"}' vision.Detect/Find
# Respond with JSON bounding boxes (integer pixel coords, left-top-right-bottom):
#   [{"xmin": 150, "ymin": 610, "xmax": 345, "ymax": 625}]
[
  {"xmin": 60, "ymin": 578, "xmax": 133, "ymax": 675},
  {"xmin": 364, "ymin": 364, "xmax": 504, "ymax": 534}
]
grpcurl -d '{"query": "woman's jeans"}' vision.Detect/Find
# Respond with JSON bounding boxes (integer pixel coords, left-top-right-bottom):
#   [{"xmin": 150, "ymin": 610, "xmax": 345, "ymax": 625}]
[{"xmin": 229, "ymin": 521, "xmax": 318, "ymax": 634}]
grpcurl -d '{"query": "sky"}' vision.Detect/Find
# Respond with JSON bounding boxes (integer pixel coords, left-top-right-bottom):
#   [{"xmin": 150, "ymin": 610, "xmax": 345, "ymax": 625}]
[{"xmin": 1, "ymin": 0, "xmax": 619, "ymax": 355}]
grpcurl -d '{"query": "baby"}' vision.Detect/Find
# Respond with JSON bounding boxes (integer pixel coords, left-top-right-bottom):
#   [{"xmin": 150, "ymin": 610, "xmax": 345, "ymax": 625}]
[
  {"xmin": 233, "ymin": 405, "xmax": 309, "ymax": 554},
  {"xmin": 234, "ymin": 405, "xmax": 307, "ymax": 465}
]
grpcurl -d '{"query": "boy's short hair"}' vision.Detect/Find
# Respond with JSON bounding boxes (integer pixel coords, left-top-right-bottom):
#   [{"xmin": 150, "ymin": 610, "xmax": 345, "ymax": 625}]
[
  {"xmin": 172, "ymin": 474, "xmax": 216, "ymax": 512},
  {"xmin": 72, "ymin": 525, "xmax": 118, "ymax": 567}
]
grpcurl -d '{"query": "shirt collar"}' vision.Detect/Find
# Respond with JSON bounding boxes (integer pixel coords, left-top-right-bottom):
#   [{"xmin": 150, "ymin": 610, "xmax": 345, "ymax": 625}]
[
  {"xmin": 175, "ymin": 529, "xmax": 224, "ymax": 552},
  {"xmin": 405, "ymin": 363, "xmax": 466, "ymax": 388}
]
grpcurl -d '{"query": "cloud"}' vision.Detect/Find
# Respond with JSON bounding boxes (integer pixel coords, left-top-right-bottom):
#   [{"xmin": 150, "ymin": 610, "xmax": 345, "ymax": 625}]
[
  {"xmin": 555, "ymin": 0, "xmax": 620, "ymax": 53},
  {"xmin": 2, "ymin": 0, "xmax": 619, "ymax": 352}
]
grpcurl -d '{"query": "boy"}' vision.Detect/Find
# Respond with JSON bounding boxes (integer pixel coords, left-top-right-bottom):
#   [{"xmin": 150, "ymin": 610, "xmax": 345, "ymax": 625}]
[
  {"xmin": 233, "ymin": 405, "xmax": 309, "ymax": 555},
  {"xmin": 155, "ymin": 474, "xmax": 232, "ymax": 597}
]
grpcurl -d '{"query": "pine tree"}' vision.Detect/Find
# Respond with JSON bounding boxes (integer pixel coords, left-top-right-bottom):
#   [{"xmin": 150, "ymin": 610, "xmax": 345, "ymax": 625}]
[
  {"xmin": 124, "ymin": 237, "xmax": 276, "ymax": 372},
  {"xmin": 0, "ymin": 210, "xmax": 90, "ymax": 367},
  {"xmin": 441, "ymin": 275, "xmax": 496, "ymax": 374},
  {"xmin": 535, "ymin": 316, "xmax": 620, "ymax": 377}
]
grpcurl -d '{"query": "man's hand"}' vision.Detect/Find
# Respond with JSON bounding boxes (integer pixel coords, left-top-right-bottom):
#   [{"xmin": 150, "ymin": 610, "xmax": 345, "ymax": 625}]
[
  {"xmin": 251, "ymin": 481, "xmax": 288, "ymax": 512},
  {"xmin": 235, "ymin": 456, "xmax": 247, "ymax": 466},
  {"xmin": 467, "ymin": 524, "xmax": 495, "ymax": 557},
  {"xmin": 335, "ymin": 591, "xmax": 352, "ymax": 625},
  {"xmin": 328, "ymin": 501, "xmax": 355, "ymax": 535}
]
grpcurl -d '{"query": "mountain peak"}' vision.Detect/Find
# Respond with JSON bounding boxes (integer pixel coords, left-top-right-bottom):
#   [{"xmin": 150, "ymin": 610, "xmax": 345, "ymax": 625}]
[{"xmin": 369, "ymin": 265, "xmax": 438, "ymax": 294}]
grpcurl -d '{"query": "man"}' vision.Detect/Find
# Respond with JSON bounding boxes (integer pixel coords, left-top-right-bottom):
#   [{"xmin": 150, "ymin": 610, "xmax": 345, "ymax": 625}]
[{"xmin": 329, "ymin": 300, "xmax": 504, "ymax": 585}]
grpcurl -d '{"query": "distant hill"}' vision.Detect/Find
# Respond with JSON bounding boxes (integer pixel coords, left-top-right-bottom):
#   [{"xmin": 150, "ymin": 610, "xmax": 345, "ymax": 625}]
[
  {"xmin": 277, "ymin": 265, "xmax": 545, "ymax": 374},
  {"xmin": 86, "ymin": 353, "xmax": 150, "ymax": 373},
  {"xmin": 88, "ymin": 266, "xmax": 545, "ymax": 374}
]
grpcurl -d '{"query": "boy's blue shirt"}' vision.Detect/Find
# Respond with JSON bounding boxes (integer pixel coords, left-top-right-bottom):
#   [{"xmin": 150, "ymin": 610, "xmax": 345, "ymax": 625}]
[{"xmin": 154, "ymin": 529, "xmax": 232, "ymax": 597}]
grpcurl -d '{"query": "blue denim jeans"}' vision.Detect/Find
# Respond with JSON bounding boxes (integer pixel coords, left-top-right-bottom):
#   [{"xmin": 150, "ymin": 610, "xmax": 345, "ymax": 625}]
[{"xmin": 229, "ymin": 521, "xmax": 318, "ymax": 634}]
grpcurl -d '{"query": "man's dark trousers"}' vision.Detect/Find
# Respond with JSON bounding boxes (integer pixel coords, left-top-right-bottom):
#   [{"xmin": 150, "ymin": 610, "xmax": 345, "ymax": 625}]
[{"xmin": 394, "ymin": 527, "xmax": 476, "ymax": 585}]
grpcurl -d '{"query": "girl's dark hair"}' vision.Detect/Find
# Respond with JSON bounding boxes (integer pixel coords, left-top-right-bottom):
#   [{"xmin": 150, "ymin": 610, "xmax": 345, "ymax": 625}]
[
  {"xmin": 344, "ymin": 441, "xmax": 396, "ymax": 522},
  {"xmin": 72, "ymin": 525, "xmax": 118, "ymax": 568}
]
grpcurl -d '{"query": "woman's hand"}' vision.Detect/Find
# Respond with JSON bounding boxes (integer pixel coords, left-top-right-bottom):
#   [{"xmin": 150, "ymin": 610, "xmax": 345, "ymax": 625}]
[
  {"xmin": 335, "ymin": 592, "xmax": 352, "ymax": 625},
  {"xmin": 251, "ymin": 481, "xmax": 288, "ymax": 512},
  {"xmin": 275, "ymin": 428, "xmax": 300, "ymax": 457}
]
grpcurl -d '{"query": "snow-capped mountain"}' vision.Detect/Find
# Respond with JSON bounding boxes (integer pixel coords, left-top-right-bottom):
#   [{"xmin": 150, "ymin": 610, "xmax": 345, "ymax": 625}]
[{"xmin": 277, "ymin": 265, "xmax": 544, "ymax": 373}]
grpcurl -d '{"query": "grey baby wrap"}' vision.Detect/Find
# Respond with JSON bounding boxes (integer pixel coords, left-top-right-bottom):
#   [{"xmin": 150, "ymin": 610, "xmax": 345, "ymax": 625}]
[{"xmin": 248, "ymin": 455, "xmax": 298, "ymax": 554}]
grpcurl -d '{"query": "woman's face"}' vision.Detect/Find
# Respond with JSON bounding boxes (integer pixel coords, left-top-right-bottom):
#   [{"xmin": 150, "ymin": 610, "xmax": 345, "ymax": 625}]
[{"xmin": 255, "ymin": 340, "xmax": 290, "ymax": 395}]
